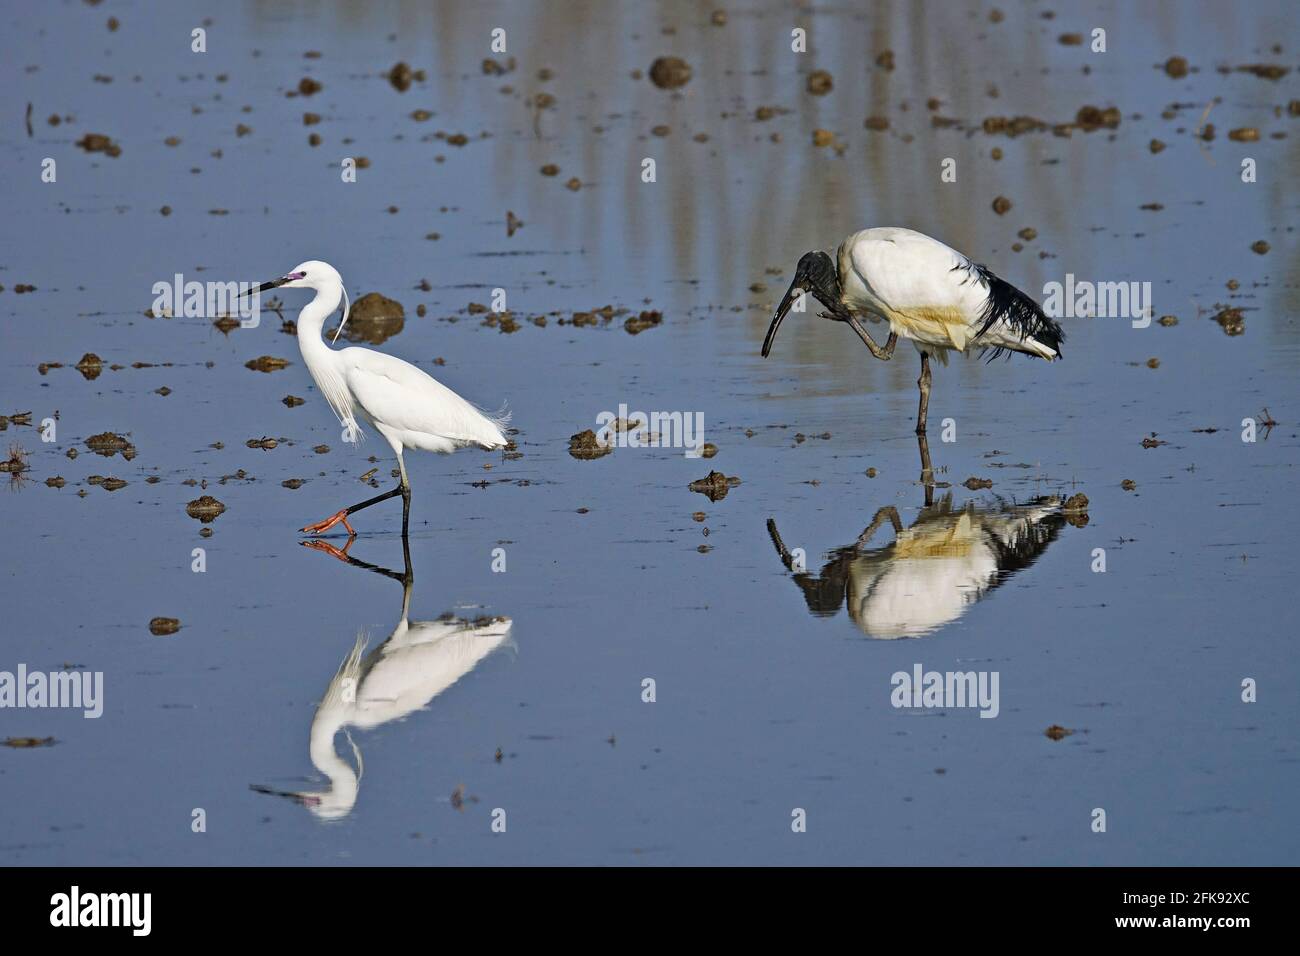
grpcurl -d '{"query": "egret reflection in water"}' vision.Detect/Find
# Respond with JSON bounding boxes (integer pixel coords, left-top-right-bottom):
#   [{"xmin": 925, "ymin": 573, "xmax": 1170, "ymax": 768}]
[
  {"xmin": 767, "ymin": 492, "xmax": 1066, "ymax": 640},
  {"xmin": 252, "ymin": 538, "xmax": 512, "ymax": 820}
]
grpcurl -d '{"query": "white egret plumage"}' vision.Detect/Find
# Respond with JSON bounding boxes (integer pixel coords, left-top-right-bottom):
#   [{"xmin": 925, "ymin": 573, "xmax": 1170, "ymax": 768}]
[
  {"xmin": 761, "ymin": 227, "xmax": 1065, "ymax": 434},
  {"xmin": 243, "ymin": 261, "xmax": 509, "ymax": 534}
]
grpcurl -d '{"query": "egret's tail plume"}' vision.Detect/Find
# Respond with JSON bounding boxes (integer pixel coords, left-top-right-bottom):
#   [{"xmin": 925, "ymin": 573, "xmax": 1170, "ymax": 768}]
[
  {"xmin": 970, "ymin": 264, "xmax": 1065, "ymax": 361},
  {"xmin": 479, "ymin": 402, "xmax": 511, "ymax": 449}
]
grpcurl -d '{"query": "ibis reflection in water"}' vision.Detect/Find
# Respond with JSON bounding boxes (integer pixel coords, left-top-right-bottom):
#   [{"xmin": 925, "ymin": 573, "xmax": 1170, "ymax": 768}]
[
  {"xmin": 767, "ymin": 441, "xmax": 1066, "ymax": 639},
  {"xmin": 251, "ymin": 537, "xmax": 512, "ymax": 820},
  {"xmin": 761, "ymin": 227, "xmax": 1065, "ymax": 435}
]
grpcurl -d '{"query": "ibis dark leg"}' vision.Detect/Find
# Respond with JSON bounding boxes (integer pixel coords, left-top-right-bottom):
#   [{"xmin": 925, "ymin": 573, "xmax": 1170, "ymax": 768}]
[
  {"xmin": 916, "ymin": 352, "xmax": 932, "ymax": 435},
  {"xmin": 301, "ymin": 453, "xmax": 412, "ymax": 535},
  {"xmin": 845, "ymin": 317, "xmax": 897, "ymax": 361},
  {"xmin": 917, "ymin": 433, "xmax": 935, "ymax": 507}
]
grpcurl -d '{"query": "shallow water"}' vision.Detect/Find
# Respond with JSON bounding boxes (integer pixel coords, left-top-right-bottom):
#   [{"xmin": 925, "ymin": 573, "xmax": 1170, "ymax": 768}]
[{"xmin": 1, "ymin": 0, "xmax": 1298, "ymax": 864}]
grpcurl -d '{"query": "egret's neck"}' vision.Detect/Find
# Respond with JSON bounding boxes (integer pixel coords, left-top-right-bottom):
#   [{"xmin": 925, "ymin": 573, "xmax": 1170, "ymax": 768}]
[{"xmin": 296, "ymin": 283, "xmax": 343, "ymax": 364}]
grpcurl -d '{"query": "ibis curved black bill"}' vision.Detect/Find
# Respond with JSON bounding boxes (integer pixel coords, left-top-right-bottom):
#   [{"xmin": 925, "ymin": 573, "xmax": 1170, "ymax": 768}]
[{"xmin": 761, "ymin": 276, "xmax": 805, "ymax": 358}]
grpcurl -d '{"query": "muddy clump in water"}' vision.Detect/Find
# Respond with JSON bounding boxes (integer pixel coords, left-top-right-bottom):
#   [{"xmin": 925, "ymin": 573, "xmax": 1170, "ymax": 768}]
[
  {"xmin": 75, "ymin": 353, "xmax": 105, "ymax": 380},
  {"xmin": 568, "ymin": 429, "xmax": 612, "ymax": 460},
  {"xmin": 282, "ymin": 395, "xmax": 305, "ymax": 408},
  {"xmin": 185, "ymin": 495, "xmax": 226, "ymax": 523},
  {"xmin": 1211, "ymin": 307, "xmax": 1245, "ymax": 336},
  {"xmin": 85, "ymin": 432, "xmax": 134, "ymax": 457},
  {"xmin": 1044, "ymin": 725, "xmax": 1074, "ymax": 741},
  {"xmin": 624, "ymin": 310, "xmax": 662, "ymax": 335},
  {"xmin": 326, "ymin": 293, "xmax": 405, "ymax": 344},
  {"xmin": 1163, "ymin": 56, "xmax": 1189, "ymax": 78},
  {"xmin": 213, "ymin": 316, "xmax": 240, "ymax": 335},
  {"xmin": 806, "ymin": 70, "xmax": 833, "ymax": 95},
  {"xmin": 4, "ymin": 737, "xmax": 56, "ymax": 748},
  {"xmin": 649, "ymin": 56, "xmax": 691, "ymax": 89},
  {"xmin": 689, "ymin": 470, "xmax": 741, "ymax": 501},
  {"xmin": 1073, "ymin": 105, "xmax": 1121, "ymax": 131},
  {"xmin": 149, "ymin": 617, "xmax": 181, "ymax": 636},
  {"xmin": 245, "ymin": 355, "xmax": 291, "ymax": 372},
  {"xmin": 1, "ymin": 444, "xmax": 29, "ymax": 474},
  {"xmin": 76, "ymin": 133, "xmax": 121, "ymax": 157},
  {"xmin": 1062, "ymin": 493, "xmax": 1090, "ymax": 527},
  {"xmin": 963, "ymin": 477, "xmax": 993, "ymax": 490}
]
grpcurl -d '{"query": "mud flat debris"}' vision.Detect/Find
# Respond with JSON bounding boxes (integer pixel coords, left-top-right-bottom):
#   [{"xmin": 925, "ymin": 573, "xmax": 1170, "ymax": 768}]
[
  {"xmin": 963, "ymin": 477, "xmax": 993, "ymax": 490},
  {"xmin": 245, "ymin": 355, "xmax": 291, "ymax": 372},
  {"xmin": 282, "ymin": 478, "xmax": 305, "ymax": 489},
  {"xmin": 1141, "ymin": 435, "xmax": 1167, "ymax": 449},
  {"xmin": 806, "ymin": 70, "xmax": 833, "ymax": 95},
  {"xmin": 85, "ymin": 432, "xmax": 133, "ymax": 457},
  {"xmin": 506, "ymin": 210, "xmax": 523, "ymax": 236},
  {"xmin": 1149, "ymin": 138, "xmax": 1166, "ymax": 154},
  {"xmin": 1163, "ymin": 56, "xmax": 1189, "ymax": 78},
  {"xmin": 75, "ymin": 353, "xmax": 105, "ymax": 380},
  {"xmin": 313, "ymin": 444, "xmax": 330, "ymax": 454},
  {"xmin": 297, "ymin": 77, "xmax": 323, "ymax": 96},
  {"xmin": 185, "ymin": 495, "xmax": 226, "ymax": 523},
  {"xmin": 1062, "ymin": 493, "xmax": 1089, "ymax": 527},
  {"xmin": 3, "ymin": 737, "xmax": 56, "ymax": 748},
  {"xmin": 246, "ymin": 437, "xmax": 279, "ymax": 450},
  {"xmin": 568, "ymin": 429, "xmax": 612, "ymax": 460},
  {"xmin": 45, "ymin": 476, "xmax": 65, "ymax": 488},
  {"xmin": 701, "ymin": 443, "xmax": 718, "ymax": 459},
  {"xmin": 812, "ymin": 128, "xmax": 835, "ymax": 147},
  {"xmin": 991, "ymin": 196, "xmax": 1012, "ymax": 215},
  {"xmin": 1211, "ymin": 307, "xmax": 1245, "ymax": 336},
  {"xmin": 1121, "ymin": 479, "xmax": 1137, "ymax": 491},
  {"xmin": 282, "ymin": 395, "xmax": 305, "ymax": 408},
  {"xmin": 1250, "ymin": 240, "xmax": 1270, "ymax": 255},
  {"xmin": 1, "ymin": 445, "xmax": 29, "ymax": 474},
  {"xmin": 648, "ymin": 56, "xmax": 691, "ymax": 89},
  {"xmin": 149, "ymin": 617, "xmax": 182, "ymax": 636},
  {"xmin": 864, "ymin": 115, "xmax": 890, "ymax": 131},
  {"xmin": 623, "ymin": 310, "xmax": 663, "ymax": 335},
  {"xmin": 1231, "ymin": 63, "xmax": 1289, "ymax": 81},
  {"xmin": 213, "ymin": 316, "xmax": 240, "ymax": 335},
  {"xmin": 689, "ymin": 470, "xmax": 741, "ymax": 501},
  {"xmin": 92, "ymin": 476, "xmax": 127, "ymax": 491},
  {"xmin": 331, "ymin": 292, "xmax": 404, "ymax": 344},
  {"xmin": 76, "ymin": 133, "xmax": 121, "ymax": 157},
  {"xmin": 1044, "ymin": 724, "xmax": 1074, "ymax": 741},
  {"xmin": 1158, "ymin": 315, "xmax": 1178, "ymax": 327},
  {"xmin": 1146, "ymin": 357, "xmax": 1160, "ymax": 369},
  {"xmin": 1229, "ymin": 127, "xmax": 1260, "ymax": 142}
]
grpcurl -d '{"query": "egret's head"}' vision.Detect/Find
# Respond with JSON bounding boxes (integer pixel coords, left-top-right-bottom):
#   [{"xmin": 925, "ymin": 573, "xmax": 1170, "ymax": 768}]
[
  {"xmin": 761, "ymin": 250, "xmax": 842, "ymax": 358},
  {"xmin": 245, "ymin": 260, "xmax": 341, "ymax": 295}
]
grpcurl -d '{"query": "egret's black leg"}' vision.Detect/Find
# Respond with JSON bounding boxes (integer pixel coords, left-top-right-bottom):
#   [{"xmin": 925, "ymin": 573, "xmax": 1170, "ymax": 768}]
[
  {"xmin": 916, "ymin": 352, "xmax": 932, "ymax": 435},
  {"xmin": 301, "ymin": 454, "xmax": 412, "ymax": 535}
]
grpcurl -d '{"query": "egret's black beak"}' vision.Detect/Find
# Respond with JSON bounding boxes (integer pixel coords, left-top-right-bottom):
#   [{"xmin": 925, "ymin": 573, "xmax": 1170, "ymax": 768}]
[
  {"xmin": 762, "ymin": 276, "xmax": 807, "ymax": 358},
  {"xmin": 240, "ymin": 275, "xmax": 291, "ymax": 298}
]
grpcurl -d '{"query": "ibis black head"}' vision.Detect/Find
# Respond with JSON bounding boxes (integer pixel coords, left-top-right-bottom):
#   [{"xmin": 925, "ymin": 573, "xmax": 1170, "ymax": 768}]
[{"xmin": 761, "ymin": 250, "xmax": 843, "ymax": 357}]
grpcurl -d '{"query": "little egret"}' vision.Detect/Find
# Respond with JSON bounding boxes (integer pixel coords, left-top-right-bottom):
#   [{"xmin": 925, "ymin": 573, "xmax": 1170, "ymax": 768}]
[
  {"xmin": 761, "ymin": 227, "xmax": 1064, "ymax": 434},
  {"xmin": 242, "ymin": 261, "xmax": 509, "ymax": 534}
]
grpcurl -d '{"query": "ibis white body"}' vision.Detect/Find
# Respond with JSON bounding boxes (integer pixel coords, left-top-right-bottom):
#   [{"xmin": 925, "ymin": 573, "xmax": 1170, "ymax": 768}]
[
  {"xmin": 836, "ymin": 227, "xmax": 1060, "ymax": 362},
  {"xmin": 762, "ymin": 227, "xmax": 1064, "ymax": 433}
]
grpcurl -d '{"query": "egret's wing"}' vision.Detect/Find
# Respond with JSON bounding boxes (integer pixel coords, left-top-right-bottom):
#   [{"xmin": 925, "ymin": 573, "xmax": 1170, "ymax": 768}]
[{"xmin": 342, "ymin": 349, "xmax": 508, "ymax": 449}]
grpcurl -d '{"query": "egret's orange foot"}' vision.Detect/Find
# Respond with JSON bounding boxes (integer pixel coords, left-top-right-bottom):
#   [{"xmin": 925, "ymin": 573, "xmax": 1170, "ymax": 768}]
[
  {"xmin": 300, "ymin": 509, "xmax": 355, "ymax": 535},
  {"xmin": 299, "ymin": 538, "xmax": 355, "ymax": 561}
]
